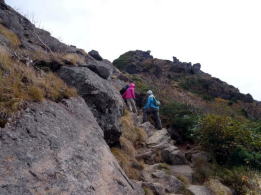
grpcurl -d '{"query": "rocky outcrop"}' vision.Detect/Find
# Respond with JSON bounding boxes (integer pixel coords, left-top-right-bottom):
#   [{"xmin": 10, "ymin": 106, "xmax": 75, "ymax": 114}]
[
  {"xmin": 113, "ymin": 50, "xmax": 154, "ymax": 74},
  {"xmin": 0, "ymin": 97, "xmax": 142, "ymax": 195},
  {"xmin": 172, "ymin": 57, "xmax": 202, "ymax": 74},
  {"xmin": 192, "ymin": 63, "xmax": 201, "ymax": 74},
  {"xmin": 58, "ymin": 66, "xmax": 124, "ymax": 146}
]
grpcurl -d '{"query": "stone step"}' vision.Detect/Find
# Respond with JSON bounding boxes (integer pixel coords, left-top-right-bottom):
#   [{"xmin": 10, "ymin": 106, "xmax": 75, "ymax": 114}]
[
  {"xmin": 146, "ymin": 128, "xmax": 170, "ymax": 146},
  {"xmin": 187, "ymin": 185, "xmax": 212, "ymax": 195},
  {"xmin": 170, "ymin": 165, "xmax": 194, "ymax": 184}
]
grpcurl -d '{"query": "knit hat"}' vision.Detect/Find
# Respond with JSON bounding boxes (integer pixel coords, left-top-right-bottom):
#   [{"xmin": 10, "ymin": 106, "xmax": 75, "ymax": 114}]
[{"xmin": 147, "ymin": 90, "xmax": 153, "ymax": 95}]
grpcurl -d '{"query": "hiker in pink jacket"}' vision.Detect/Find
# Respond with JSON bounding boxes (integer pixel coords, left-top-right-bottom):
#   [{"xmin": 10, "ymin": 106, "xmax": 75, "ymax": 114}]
[{"xmin": 122, "ymin": 83, "xmax": 138, "ymax": 113}]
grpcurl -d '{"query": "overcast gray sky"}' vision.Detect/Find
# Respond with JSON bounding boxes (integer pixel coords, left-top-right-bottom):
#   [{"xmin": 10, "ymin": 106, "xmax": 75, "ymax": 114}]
[{"xmin": 6, "ymin": 0, "xmax": 261, "ymax": 100}]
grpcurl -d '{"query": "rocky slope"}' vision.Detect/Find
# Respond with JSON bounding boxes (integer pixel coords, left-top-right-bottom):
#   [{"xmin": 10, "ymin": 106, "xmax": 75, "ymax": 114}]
[{"xmin": 0, "ymin": 1, "xmax": 260, "ymax": 195}]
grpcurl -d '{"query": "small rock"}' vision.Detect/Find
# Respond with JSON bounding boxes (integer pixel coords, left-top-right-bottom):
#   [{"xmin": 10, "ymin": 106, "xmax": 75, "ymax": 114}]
[
  {"xmin": 139, "ymin": 122, "xmax": 157, "ymax": 137},
  {"xmin": 161, "ymin": 148, "xmax": 188, "ymax": 165},
  {"xmin": 142, "ymin": 182, "xmax": 165, "ymax": 195}
]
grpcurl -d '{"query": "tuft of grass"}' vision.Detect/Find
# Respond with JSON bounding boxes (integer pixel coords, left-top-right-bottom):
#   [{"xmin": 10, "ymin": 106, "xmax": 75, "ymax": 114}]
[
  {"xmin": 61, "ymin": 53, "xmax": 85, "ymax": 65},
  {"xmin": 120, "ymin": 111, "xmax": 147, "ymax": 147},
  {"xmin": 0, "ymin": 24, "xmax": 21, "ymax": 47},
  {"xmin": 176, "ymin": 175, "xmax": 191, "ymax": 185},
  {"xmin": 27, "ymin": 86, "xmax": 44, "ymax": 102},
  {"xmin": 157, "ymin": 163, "xmax": 170, "ymax": 171},
  {"xmin": 119, "ymin": 136, "xmax": 136, "ymax": 158}
]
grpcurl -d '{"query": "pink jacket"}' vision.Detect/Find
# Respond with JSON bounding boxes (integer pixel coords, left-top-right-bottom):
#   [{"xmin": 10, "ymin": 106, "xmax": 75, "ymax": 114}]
[{"xmin": 122, "ymin": 83, "xmax": 136, "ymax": 99}]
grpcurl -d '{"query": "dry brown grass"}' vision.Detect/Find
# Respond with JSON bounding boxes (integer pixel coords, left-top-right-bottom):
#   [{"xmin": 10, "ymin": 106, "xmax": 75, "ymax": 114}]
[
  {"xmin": 18, "ymin": 48, "xmax": 86, "ymax": 66},
  {"xmin": 0, "ymin": 52, "xmax": 77, "ymax": 127},
  {"xmin": 0, "ymin": 24, "xmax": 21, "ymax": 47},
  {"xmin": 120, "ymin": 111, "xmax": 147, "ymax": 147},
  {"xmin": 111, "ymin": 111, "xmax": 148, "ymax": 180},
  {"xmin": 205, "ymin": 179, "xmax": 233, "ymax": 195},
  {"xmin": 111, "ymin": 147, "xmax": 143, "ymax": 180},
  {"xmin": 61, "ymin": 53, "xmax": 85, "ymax": 65}
]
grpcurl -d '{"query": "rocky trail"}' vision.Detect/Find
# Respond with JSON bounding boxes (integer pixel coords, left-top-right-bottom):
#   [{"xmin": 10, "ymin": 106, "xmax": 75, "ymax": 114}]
[{"xmin": 125, "ymin": 113, "xmax": 231, "ymax": 195}]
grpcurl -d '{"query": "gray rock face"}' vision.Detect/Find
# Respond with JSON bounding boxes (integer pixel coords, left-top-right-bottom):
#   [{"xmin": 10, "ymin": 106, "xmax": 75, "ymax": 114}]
[
  {"xmin": 0, "ymin": 98, "xmax": 141, "ymax": 195},
  {"xmin": 58, "ymin": 66, "xmax": 124, "ymax": 146}
]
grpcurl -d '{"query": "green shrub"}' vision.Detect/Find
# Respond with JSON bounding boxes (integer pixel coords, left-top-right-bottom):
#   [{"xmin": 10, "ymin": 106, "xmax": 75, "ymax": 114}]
[
  {"xmin": 113, "ymin": 54, "xmax": 132, "ymax": 70},
  {"xmin": 130, "ymin": 75, "xmax": 151, "ymax": 93},
  {"xmin": 160, "ymin": 101, "xmax": 199, "ymax": 142},
  {"xmin": 197, "ymin": 115, "xmax": 261, "ymax": 168}
]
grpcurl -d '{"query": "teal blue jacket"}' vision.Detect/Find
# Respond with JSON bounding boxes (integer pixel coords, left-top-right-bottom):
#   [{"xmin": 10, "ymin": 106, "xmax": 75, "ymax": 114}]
[{"xmin": 144, "ymin": 95, "xmax": 159, "ymax": 110}]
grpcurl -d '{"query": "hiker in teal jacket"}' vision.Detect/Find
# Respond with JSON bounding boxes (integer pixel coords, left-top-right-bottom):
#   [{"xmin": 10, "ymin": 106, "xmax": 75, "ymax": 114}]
[{"xmin": 143, "ymin": 90, "xmax": 162, "ymax": 130}]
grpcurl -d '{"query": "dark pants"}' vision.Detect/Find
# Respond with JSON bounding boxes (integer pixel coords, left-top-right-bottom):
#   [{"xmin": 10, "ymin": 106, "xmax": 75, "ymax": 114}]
[{"xmin": 143, "ymin": 108, "xmax": 162, "ymax": 130}]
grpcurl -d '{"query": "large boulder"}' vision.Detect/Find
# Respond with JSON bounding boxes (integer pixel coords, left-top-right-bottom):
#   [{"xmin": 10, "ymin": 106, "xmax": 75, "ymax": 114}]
[
  {"xmin": 82, "ymin": 57, "xmax": 115, "ymax": 80},
  {"xmin": 88, "ymin": 50, "xmax": 103, "ymax": 61},
  {"xmin": 58, "ymin": 66, "xmax": 124, "ymax": 146},
  {"xmin": 0, "ymin": 98, "xmax": 142, "ymax": 195}
]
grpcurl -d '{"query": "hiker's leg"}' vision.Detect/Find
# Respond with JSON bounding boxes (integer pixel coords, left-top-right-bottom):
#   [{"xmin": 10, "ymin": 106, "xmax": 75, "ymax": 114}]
[
  {"xmin": 143, "ymin": 109, "xmax": 148, "ymax": 122},
  {"xmin": 126, "ymin": 99, "xmax": 133, "ymax": 112},
  {"xmin": 153, "ymin": 109, "xmax": 162, "ymax": 130},
  {"xmin": 130, "ymin": 99, "xmax": 138, "ymax": 113}
]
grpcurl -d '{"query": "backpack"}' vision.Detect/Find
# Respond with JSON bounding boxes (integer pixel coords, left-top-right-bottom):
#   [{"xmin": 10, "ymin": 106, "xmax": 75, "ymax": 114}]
[
  {"xmin": 153, "ymin": 97, "xmax": 161, "ymax": 106},
  {"xmin": 120, "ymin": 85, "xmax": 129, "ymax": 95}
]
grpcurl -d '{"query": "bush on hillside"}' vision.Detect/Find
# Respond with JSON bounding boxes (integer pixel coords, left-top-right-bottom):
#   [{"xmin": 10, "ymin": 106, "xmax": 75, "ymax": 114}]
[
  {"xmin": 213, "ymin": 166, "xmax": 261, "ymax": 195},
  {"xmin": 160, "ymin": 101, "xmax": 199, "ymax": 143},
  {"xmin": 197, "ymin": 114, "xmax": 261, "ymax": 168}
]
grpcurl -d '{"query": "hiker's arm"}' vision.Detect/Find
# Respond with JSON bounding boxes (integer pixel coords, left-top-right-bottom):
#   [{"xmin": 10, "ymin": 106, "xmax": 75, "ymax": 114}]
[
  {"xmin": 144, "ymin": 97, "xmax": 152, "ymax": 109},
  {"xmin": 144, "ymin": 97, "xmax": 150, "ymax": 109},
  {"xmin": 132, "ymin": 88, "xmax": 136, "ymax": 98}
]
